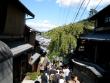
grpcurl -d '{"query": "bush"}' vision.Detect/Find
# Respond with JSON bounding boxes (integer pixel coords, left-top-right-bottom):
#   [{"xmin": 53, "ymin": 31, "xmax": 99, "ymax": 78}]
[{"xmin": 26, "ymin": 72, "xmax": 41, "ymax": 80}]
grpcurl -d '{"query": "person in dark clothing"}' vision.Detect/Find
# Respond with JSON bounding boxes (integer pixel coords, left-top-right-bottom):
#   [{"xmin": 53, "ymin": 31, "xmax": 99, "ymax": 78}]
[
  {"xmin": 68, "ymin": 69, "xmax": 73, "ymax": 80},
  {"xmin": 41, "ymin": 72, "xmax": 48, "ymax": 83},
  {"xmin": 34, "ymin": 80, "xmax": 40, "ymax": 83},
  {"xmin": 49, "ymin": 69, "xmax": 57, "ymax": 75},
  {"xmin": 54, "ymin": 72, "xmax": 60, "ymax": 83},
  {"xmin": 50, "ymin": 71, "xmax": 60, "ymax": 83},
  {"xmin": 44, "ymin": 62, "xmax": 50, "ymax": 74}
]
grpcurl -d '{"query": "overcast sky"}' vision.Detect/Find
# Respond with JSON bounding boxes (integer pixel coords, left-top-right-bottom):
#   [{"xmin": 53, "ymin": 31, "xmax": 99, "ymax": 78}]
[{"xmin": 21, "ymin": 0, "xmax": 110, "ymax": 32}]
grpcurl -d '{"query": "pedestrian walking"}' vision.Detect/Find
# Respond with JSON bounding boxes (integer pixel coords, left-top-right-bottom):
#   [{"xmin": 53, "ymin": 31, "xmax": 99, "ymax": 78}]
[
  {"xmin": 63, "ymin": 65, "xmax": 70, "ymax": 82},
  {"xmin": 59, "ymin": 76, "xmax": 65, "ymax": 83},
  {"xmin": 68, "ymin": 74, "xmax": 80, "ymax": 83},
  {"xmin": 41, "ymin": 72, "xmax": 48, "ymax": 83}
]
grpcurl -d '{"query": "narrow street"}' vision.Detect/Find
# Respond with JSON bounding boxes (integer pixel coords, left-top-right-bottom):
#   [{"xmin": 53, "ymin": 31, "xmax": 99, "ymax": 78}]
[{"xmin": 1, "ymin": 0, "xmax": 110, "ymax": 83}]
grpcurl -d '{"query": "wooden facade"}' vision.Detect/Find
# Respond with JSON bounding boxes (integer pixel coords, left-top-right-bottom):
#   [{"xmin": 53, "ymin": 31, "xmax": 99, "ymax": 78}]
[
  {"xmin": 72, "ymin": 5, "xmax": 110, "ymax": 83},
  {"xmin": 89, "ymin": 5, "xmax": 110, "ymax": 32},
  {"xmin": 0, "ymin": 0, "xmax": 36, "ymax": 83},
  {"xmin": 4, "ymin": 4, "xmax": 25, "ymax": 36},
  {"xmin": 0, "ymin": 1, "xmax": 34, "ymax": 36},
  {"xmin": 25, "ymin": 26, "xmax": 42, "ymax": 72}
]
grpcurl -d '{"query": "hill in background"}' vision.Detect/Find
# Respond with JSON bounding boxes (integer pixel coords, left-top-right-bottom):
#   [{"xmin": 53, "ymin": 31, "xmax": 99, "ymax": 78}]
[{"xmin": 44, "ymin": 19, "xmax": 94, "ymax": 60}]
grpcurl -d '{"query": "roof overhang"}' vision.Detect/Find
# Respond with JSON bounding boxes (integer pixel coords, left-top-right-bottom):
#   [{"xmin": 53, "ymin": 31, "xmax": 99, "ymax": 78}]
[
  {"xmin": 11, "ymin": 43, "xmax": 33, "ymax": 56},
  {"xmin": 29, "ymin": 53, "xmax": 40, "ymax": 65},
  {"xmin": 89, "ymin": 5, "xmax": 110, "ymax": 20},
  {"xmin": 10, "ymin": 1, "xmax": 35, "ymax": 18},
  {"xmin": 80, "ymin": 33, "xmax": 110, "ymax": 41}
]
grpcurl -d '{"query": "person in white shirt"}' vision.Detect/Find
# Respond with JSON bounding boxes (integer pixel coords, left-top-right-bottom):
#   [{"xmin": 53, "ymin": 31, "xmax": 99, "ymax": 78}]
[
  {"xmin": 63, "ymin": 65, "xmax": 70, "ymax": 82},
  {"xmin": 59, "ymin": 76, "xmax": 65, "ymax": 83}
]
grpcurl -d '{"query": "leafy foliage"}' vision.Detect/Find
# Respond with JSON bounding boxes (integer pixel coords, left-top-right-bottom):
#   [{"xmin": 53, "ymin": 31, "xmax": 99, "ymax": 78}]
[
  {"xmin": 45, "ymin": 20, "xmax": 94, "ymax": 59},
  {"xmin": 26, "ymin": 72, "xmax": 41, "ymax": 80},
  {"xmin": 89, "ymin": 8, "xmax": 97, "ymax": 17}
]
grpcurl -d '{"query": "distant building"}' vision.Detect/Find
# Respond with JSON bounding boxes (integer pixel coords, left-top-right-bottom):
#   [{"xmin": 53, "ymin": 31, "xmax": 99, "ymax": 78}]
[
  {"xmin": 36, "ymin": 35, "xmax": 51, "ymax": 53},
  {"xmin": 26, "ymin": 26, "xmax": 42, "ymax": 72}
]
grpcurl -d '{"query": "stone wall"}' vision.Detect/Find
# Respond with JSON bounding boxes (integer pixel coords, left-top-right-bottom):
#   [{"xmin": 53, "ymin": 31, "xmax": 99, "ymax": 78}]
[{"xmin": 0, "ymin": 58, "xmax": 13, "ymax": 83}]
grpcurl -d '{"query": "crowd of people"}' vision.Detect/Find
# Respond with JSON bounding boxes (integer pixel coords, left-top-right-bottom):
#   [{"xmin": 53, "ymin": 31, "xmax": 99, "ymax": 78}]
[{"xmin": 35, "ymin": 60, "xmax": 80, "ymax": 83}]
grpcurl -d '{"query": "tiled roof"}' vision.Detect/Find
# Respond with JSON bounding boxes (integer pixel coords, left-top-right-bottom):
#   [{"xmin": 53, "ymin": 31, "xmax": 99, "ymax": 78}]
[
  {"xmin": 11, "ymin": 43, "xmax": 33, "ymax": 56},
  {"xmin": 29, "ymin": 53, "xmax": 40, "ymax": 65}
]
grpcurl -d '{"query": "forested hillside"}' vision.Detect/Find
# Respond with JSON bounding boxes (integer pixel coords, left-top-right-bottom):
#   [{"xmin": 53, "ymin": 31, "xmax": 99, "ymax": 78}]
[{"xmin": 45, "ymin": 20, "xmax": 94, "ymax": 60}]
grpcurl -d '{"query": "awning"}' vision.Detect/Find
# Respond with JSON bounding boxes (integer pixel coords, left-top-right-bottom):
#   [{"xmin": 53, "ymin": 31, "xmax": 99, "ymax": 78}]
[
  {"xmin": 13, "ymin": 1, "xmax": 34, "ymax": 18},
  {"xmin": 40, "ymin": 46, "xmax": 47, "ymax": 52},
  {"xmin": 80, "ymin": 33, "xmax": 110, "ymax": 41},
  {"xmin": 11, "ymin": 43, "xmax": 33, "ymax": 56},
  {"xmin": 29, "ymin": 53, "xmax": 40, "ymax": 65}
]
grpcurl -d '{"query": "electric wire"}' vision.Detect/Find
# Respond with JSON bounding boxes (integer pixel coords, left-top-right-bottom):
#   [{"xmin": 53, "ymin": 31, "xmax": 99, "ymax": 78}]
[
  {"xmin": 79, "ymin": 0, "xmax": 91, "ymax": 20},
  {"xmin": 73, "ymin": 0, "xmax": 86, "ymax": 22},
  {"xmin": 95, "ymin": 0, "xmax": 103, "ymax": 9}
]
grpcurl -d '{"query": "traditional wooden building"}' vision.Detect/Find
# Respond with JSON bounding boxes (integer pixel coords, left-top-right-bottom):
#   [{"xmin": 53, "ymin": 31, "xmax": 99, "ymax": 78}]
[
  {"xmin": 0, "ymin": 0, "xmax": 35, "ymax": 83},
  {"xmin": 25, "ymin": 26, "xmax": 42, "ymax": 72},
  {"xmin": 0, "ymin": 0, "xmax": 34, "ymax": 36},
  {"xmin": 71, "ymin": 5, "xmax": 110, "ymax": 83}
]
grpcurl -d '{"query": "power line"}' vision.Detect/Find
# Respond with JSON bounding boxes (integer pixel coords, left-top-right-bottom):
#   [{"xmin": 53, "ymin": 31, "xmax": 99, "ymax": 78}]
[
  {"xmin": 77, "ymin": 0, "xmax": 103, "ymax": 21},
  {"xmin": 95, "ymin": 0, "xmax": 103, "ymax": 9},
  {"xmin": 79, "ymin": 0, "xmax": 91, "ymax": 20},
  {"xmin": 73, "ymin": 0, "xmax": 86, "ymax": 22},
  {"xmin": 80, "ymin": 0, "xmax": 103, "ymax": 20}
]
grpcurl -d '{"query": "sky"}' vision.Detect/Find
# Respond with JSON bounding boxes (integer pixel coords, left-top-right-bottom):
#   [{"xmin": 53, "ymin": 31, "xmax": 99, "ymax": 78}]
[{"xmin": 20, "ymin": 0, "xmax": 110, "ymax": 32}]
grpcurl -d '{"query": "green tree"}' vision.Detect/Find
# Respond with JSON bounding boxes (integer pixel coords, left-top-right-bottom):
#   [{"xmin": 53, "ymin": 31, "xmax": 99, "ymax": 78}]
[
  {"xmin": 44, "ymin": 20, "xmax": 94, "ymax": 60},
  {"xmin": 89, "ymin": 8, "xmax": 97, "ymax": 17}
]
